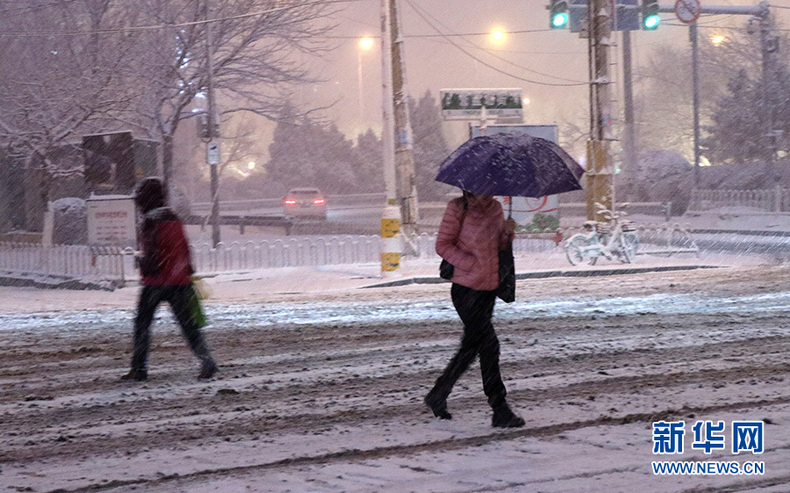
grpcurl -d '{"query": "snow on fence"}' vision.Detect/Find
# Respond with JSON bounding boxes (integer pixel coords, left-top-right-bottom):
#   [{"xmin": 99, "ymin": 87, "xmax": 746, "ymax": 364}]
[
  {"xmin": 0, "ymin": 242, "xmax": 133, "ymax": 281},
  {"xmin": 0, "ymin": 234, "xmax": 555, "ymax": 283},
  {"xmin": 688, "ymin": 186, "xmax": 790, "ymax": 213}
]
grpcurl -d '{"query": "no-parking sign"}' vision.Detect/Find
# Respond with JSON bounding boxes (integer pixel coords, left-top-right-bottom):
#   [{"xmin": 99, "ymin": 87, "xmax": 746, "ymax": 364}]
[{"xmin": 675, "ymin": 0, "xmax": 701, "ymax": 24}]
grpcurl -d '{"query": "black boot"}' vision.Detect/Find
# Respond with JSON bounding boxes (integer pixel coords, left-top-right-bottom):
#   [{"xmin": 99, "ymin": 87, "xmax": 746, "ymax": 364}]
[
  {"xmin": 492, "ymin": 402, "xmax": 524, "ymax": 428},
  {"xmin": 198, "ymin": 359, "xmax": 218, "ymax": 380},
  {"xmin": 424, "ymin": 389, "xmax": 452, "ymax": 420},
  {"xmin": 120, "ymin": 368, "xmax": 148, "ymax": 382}
]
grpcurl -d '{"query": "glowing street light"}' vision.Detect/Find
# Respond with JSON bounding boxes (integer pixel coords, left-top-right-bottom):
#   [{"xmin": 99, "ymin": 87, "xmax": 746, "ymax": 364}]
[
  {"xmin": 711, "ymin": 34, "xmax": 726, "ymax": 45},
  {"xmin": 489, "ymin": 27, "xmax": 506, "ymax": 45},
  {"xmin": 358, "ymin": 36, "xmax": 375, "ymax": 51}
]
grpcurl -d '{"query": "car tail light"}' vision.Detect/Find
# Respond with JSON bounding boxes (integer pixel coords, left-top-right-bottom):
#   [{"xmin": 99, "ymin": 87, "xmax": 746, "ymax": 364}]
[
  {"xmin": 313, "ymin": 198, "xmax": 325, "ymax": 205},
  {"xmin": 284, "ymin": 199, "xmax": 297, "ymax": 205}
]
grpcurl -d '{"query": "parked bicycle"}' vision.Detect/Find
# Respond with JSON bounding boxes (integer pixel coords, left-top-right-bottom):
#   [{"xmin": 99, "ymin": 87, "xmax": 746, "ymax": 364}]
[{"xmin": 565, "ymin": 204, "xmax": 639, "ymax": 266}]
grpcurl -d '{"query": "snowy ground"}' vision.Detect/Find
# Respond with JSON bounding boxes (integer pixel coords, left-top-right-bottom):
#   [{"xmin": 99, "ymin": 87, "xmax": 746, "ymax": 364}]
[{"xmin": 2, "ymin": 246, "xmax": 790, "ymax": 492}]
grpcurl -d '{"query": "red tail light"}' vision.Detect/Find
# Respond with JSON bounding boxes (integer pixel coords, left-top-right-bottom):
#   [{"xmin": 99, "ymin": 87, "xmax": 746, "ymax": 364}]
[
  {"xmin": 284, "ymin": 199, "xmax": 297, "ymax": 205},
  {"xmin": 313, "ymin": 198, "xmax": 325, "ymax": 205}
]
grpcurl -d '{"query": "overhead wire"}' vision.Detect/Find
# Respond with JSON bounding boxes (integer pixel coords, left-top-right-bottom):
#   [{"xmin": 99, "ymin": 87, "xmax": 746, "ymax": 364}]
[
  {"xmin": 0, "ymin": 0, "xmax": 362, "ymax": 37},
  {"xmin": 402, "ymin": 0, "xmax": 587, "ymax": 87}
]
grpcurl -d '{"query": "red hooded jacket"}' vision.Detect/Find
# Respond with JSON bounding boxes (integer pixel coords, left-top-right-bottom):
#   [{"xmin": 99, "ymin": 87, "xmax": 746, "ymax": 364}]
[{"xmin": 138, "ymin": 207, "xmax": 193, "ymax": 286}]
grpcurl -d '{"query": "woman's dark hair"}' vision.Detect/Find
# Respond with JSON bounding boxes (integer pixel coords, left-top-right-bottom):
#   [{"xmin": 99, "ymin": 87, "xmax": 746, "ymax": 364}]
[{"xmin": 134, "ymin": 177, "xmax": 167, "ymax": 213}]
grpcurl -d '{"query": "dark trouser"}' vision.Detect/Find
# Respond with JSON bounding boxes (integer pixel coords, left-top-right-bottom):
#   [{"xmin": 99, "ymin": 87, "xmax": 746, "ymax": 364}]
[
  {"xmin": 132, "ymin": 285, "xmax": 212, "ymax": 371},
  {"xmin": 430, "ymin": 283, "xmax": 507, "ymax": 408}
]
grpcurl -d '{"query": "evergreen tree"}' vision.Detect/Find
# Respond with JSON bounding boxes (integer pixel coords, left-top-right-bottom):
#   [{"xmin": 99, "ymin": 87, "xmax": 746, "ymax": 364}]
[
  {"xmin": 703, "ymin": 69, "xmax": 763, "ymax": 164},
  {"xmin": 409, "ymin": 91, "xmax": 452, "ymax": 201},
  {"xmin": 266, "ymin": 104, "xmax": 359, "ymax": 195},
  {"xmin": 639, "ymin": 24, "xmax": 790, "ymax": 165},
  {"xmin": 354, "ymin": 129, "xmax": 384, "ymax": 192}
]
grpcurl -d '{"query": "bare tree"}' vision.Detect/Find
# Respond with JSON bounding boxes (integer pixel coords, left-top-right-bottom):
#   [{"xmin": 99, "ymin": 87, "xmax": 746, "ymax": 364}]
[
  {"xmin": 126, "ymin": 0, "xmax": 338, "ymax": 183},
  {"xmin": 0, "ymin": 0, "xmax": 338, "ymax": 232},
  {"xmin": 0, "ymin": 0, "xmax": 135, "ymax": 177}
]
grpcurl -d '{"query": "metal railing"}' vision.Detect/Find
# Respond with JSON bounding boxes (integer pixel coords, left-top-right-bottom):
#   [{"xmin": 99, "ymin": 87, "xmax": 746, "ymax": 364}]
[
  {"xmin": 0, "ymin": 234, "xmax": 556, "ymax": 284},
  {"xmin": 689, "ymin": 186, "xmax": 789, "ymax": 213},
  {"xmin": 0, "ymin": 242, "xmax": 134, "ymax": 282}
]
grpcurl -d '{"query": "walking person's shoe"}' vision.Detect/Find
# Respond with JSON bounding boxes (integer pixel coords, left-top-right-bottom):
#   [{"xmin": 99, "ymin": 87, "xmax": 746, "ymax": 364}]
[
  {"xmin": 198, "ymin": 360, "xmax": 218, "ymax": 380},
  {"xmin": 491, "ymin": 402, "xmax": 525, "ymax": 428},
  {"xmin": 120, "ymin": 368, "xmax": 148, "ymax": 382},
  {"xmin": 424, "ymin": 389, "xmax": 452, "ymax": 420}
]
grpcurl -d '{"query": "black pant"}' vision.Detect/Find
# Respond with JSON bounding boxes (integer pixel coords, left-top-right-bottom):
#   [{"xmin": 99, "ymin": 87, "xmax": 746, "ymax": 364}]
[
  {"xmin": 431, "ymin": 284, "xmax": 507, "ymax": 408},
  {"xmin": 132, "ymin": 285, "xmax": 212, "ymax": 371}
]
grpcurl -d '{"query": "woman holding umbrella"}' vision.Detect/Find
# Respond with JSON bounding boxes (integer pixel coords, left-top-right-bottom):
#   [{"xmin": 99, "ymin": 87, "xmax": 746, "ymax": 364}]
[
  {"xmin": 425, "ymin": 190, "xmax": 525, "ymax": 428},
  {"xmin": 426, "ymin": 132, "xmax": 585, "ymax": 428}
]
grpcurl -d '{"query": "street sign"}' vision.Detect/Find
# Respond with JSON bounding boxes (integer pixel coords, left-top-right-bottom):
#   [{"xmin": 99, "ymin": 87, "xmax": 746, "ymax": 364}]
[
  {"xmin": 440, "ymin": 88, "xmax": 523, "ymax": 121},
  {"xmin": 675, "ymin": 0, "xmax": 701, "ymax": 24},
  {"xmin": 206, "ymin": 140, "xmax": 220, "ymax": 166}
]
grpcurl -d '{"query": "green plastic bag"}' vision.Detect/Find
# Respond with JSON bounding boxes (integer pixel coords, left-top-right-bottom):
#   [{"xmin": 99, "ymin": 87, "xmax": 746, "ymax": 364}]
[{"xmin": 187, "ymin": 283, "xmax": 208, "ymax": 328}]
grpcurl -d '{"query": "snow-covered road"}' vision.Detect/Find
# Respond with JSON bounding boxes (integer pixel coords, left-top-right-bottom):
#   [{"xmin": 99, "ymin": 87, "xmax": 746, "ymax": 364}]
[{"xmin": 2, "ymin": 263, "xmax": 790, "ymax": 492}]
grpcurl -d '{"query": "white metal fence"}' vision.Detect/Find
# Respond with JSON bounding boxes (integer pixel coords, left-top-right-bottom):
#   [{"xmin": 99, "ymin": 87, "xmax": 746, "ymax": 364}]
[
  {"xmin": 0, "ymin": 234, "xmax": 555, "ymax": 284},
  {"xmin": 688, "ymin": 186, "xmax": 790, "ymax": 213}
]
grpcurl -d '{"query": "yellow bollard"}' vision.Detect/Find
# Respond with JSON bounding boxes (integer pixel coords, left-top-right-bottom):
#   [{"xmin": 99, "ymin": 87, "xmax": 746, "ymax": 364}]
[{"xmin": 381, "ymin": 205, "xmax": 402, "ymax": 274}]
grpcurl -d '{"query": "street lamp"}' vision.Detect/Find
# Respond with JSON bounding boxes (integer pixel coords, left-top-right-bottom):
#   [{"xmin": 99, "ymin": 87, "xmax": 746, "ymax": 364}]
[
  {"xmin": 489, "ymin": 27, "xmax": 506, "ymax": 45},
  {"xmin": 710, "ymin": 34, "xmax": 726, "ymax": 45},
  {"xmin": 358, "ymin": 36, "xmax": 375, "ymax": 123}
]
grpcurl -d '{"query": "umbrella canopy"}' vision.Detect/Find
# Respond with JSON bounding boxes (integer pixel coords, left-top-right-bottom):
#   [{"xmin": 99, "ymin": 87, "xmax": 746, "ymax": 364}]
[{"xmin": 436, "ymin": 133, "xmax": 585, "ymax": 198}]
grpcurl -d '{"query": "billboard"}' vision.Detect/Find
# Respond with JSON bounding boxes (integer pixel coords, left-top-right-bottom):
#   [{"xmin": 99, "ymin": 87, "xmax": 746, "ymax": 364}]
[
  {"xmin": 440, "ymin": 88, "xmax": 523, "ymax": 121},
  {"xmin": 470, "ymin": 124, "xmax": 565, "ymax": 233}
]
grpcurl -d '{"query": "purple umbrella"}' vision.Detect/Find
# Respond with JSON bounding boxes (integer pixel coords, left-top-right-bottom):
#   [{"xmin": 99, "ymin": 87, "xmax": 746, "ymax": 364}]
[{"xmin": 436, "ymin": 133, "xmax": 585, "ymax": 198}]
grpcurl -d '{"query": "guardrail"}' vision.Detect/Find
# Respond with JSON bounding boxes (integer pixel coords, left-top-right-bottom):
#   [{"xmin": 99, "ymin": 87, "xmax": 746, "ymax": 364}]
[
  {"xmin": 558, "ymin": 202, "xmax": 668, "ymax": 218},
  {"xmin": 0, "ymin": 242, "xmax": 135, "ymax": 285},
  {"xmin": 0, "ymin": 234, "xmax": 557, "ymax": 287},
  {"xmin": 184, "ymin": 214, "xmax": 294, "ymax": 235},
  {"xmin": 688, "ymin": 186, "xmax": 790, "ymax": 213},
  {"xmin": 191, "ymin": 193, "xmax": 387, "ymax": 215}
]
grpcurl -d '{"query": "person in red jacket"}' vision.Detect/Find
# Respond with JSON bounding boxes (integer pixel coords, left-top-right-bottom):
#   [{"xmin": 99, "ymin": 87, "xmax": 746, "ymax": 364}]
[
  {"xmin": 121, "ymin": 177, "xmax": 218, "ymax": 382},
  {"xmin": 426, "ymin": 190, "xmax": 524, "ymax": 428}
]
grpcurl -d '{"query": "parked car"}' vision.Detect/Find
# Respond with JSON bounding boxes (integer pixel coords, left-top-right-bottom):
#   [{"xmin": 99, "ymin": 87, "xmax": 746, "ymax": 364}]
[{"xmin": 283, "ymin": 187, "xmax": 327, "ymax": 219}]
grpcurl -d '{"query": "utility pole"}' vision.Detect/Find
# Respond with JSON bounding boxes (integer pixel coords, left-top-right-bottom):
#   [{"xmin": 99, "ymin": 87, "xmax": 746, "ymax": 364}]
[
  {"xmin": 757, "ymin": 6, "xmax": 778, "ymax": 168},
  {"xmin": 204, "ymin": 0, "xmax": 221, "ymax": 248},
  {"xmin": 621, "ymin": 29, "xmax": 638, "ymax": 201},
  {"xmin": 379, "ymin": 0, "xmax": 402, "ymax": 275},
  {"xmin": 587, "ymin": 0, "xmax": 615, "ymax": 221},
  {"xmin": 388, "ymin": 0, "xmax": 419, "ymax": 234},
  {"xmin": 691, "ymin": 21, "xmax": 701, "ymax": 187}
]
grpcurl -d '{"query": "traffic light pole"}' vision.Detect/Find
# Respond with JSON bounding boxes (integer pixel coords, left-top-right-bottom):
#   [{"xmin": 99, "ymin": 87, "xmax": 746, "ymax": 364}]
[
  {"xmin": 587, "ymin": 0, "xmax": 615, "ymax": 221},
  {"xmin": 655, "ymin": 2, "xmax": 774, "ymax": 172}
]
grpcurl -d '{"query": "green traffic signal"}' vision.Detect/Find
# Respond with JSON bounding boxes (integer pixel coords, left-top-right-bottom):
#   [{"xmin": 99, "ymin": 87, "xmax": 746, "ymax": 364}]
[
  {"xmin": 552, "ymin": 12, "xmax": 569, "ymax": 28},
  {"xmin": 642, "ymin": 0, "xmax": 660, "ymax": 30},
  {"xmin": 549, "ymin": 0, "xmax": 569, "ymax": 29},
  {"xmin": 643, "ymin": 14, "xmax": 660, "ymax": 29}
]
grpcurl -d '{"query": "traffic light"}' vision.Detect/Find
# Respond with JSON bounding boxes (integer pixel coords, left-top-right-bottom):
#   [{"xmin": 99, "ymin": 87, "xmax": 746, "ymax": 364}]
[
  {"xmin": 642, "ymin": 0, "xmax": 660, "ymax": 30},
  {"xmin": 549, "ymin": 0, "xmax": 569, "ymax": 29}
]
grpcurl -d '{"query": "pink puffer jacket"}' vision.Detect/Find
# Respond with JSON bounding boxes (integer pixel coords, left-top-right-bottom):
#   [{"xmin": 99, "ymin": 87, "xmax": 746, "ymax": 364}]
[{"xmin": 436, "ymin": 197, "xmax": 513, "ymax": 291}]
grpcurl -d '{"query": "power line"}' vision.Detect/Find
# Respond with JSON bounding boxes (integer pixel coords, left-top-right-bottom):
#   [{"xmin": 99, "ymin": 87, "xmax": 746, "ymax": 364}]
[
  {"xmin": 0, "ymin": 0, "xmax": 360, "ymax": 38},
  {"xmin": 402, "ymin": 0, "xmax": 587, "ymax": 87}
]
